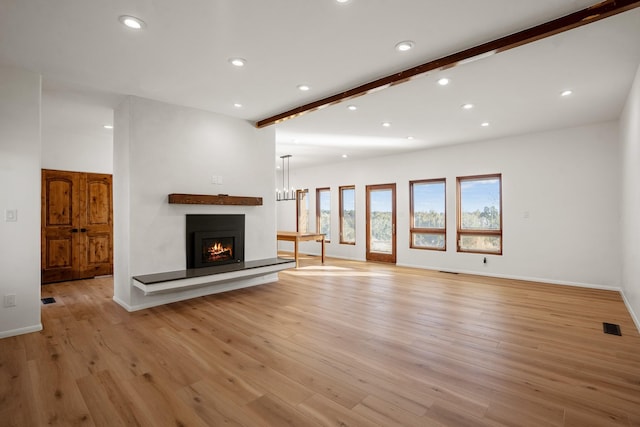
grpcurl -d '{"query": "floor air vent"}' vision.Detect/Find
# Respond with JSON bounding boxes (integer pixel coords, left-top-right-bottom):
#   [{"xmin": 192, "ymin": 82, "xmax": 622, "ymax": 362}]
[
  {"xmin": 602, "ymin": 322, "xmax": 621, "ymax": 336},
  {"xmin": 41, "ymin": 297, "xmax": 56, "ymax": 305}
]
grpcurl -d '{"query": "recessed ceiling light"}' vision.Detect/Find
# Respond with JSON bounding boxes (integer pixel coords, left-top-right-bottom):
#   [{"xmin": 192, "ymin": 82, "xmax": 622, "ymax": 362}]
[
  {"xmin": 462, "ymin": 103, "xmax": 474, "ymax": 110},
  {"xmin": 342, "ymin": 154, "xmax": 348, "ymax": 158},
  {"xmin": 437, "ymin": 78, "xmax": 450, "ymax": 86},
  {"xmin": 229, "ymin": 58, "xmax": 246, "ymax": 67},
  {"xmin": 347, "ymin": 105, "xmax": 357, "ymax": 111},
  {"xmin": 561, "ymin": 90, "xmax": 573, "ymax": 97},
  {"xmin": 395, "ymin": 40, "xmax": 415, "ymax": 52},
  {"xmin": 118, "ymin": 15, "xmax": 145, "ymax": 30},
  {"xmin": 407, "ymin": 136, "xmax": 414, "ymax": 140},
  {"xmin": 297, "ymin": 84, "xmax": 310, "ymax": 91},
  {"xmin": 233, "ymin": 103, "xmax": 243, "ymax": 108},
  {"xmin": 103, "ymin": 124, "xmax": 113, "ymax": 129},
  {"xmin": 382, "ymin": 122, "xmax": 391, "ymax": 127},
  {"xmin": 336, "ymin": 0, "xmax": 350, "ymax": 3},
  {"xmin": 481, "ymin": 122, "xmax": 490, "ymax": 127}
]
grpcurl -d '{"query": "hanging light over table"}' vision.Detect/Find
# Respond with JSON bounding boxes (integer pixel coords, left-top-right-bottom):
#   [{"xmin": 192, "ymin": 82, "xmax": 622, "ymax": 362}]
[{"xmin": 276, "ymin": 155, "xmax": 296, "ymax": 201}]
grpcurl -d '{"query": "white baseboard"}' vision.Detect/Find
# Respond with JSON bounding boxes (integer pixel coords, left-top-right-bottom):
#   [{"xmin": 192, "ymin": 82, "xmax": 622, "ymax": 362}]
[
  {"xmin": 621, "ymin": 291, "xmax": 640, "ymax": 334},
  {"xmin": 396, "ymin": 262, "xmax": 621, "ymax": 292},
  {"xmin": 112, "ymin": 295, "xmax": 134, "ymax": 312},
  {"xmin": 0, "ymin": 323, "xmax": 43, "ymax": 339},
  {"xmin": 319, "ymin": 254, "xmax": 362, "ymax": 262}
]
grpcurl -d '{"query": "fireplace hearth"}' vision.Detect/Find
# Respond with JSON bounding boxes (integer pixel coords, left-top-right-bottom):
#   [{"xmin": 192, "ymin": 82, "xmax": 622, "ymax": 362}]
[{"xmin": 186, "ymin": 214, "xmax": 244, "ymax": 268}]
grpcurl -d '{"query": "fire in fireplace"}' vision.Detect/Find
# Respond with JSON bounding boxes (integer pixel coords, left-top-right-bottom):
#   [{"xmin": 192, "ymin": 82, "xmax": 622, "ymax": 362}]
[
  {"xmin": 202, "ymin": 237, "xmax": 233, "ymax": 263},
  {"xmin": 193, "ymin": 231, "xmax": 239, "ymax": 267},
  {"xmin": 186, "ymin": 214, "xmax": 245, "ymax": 269}
]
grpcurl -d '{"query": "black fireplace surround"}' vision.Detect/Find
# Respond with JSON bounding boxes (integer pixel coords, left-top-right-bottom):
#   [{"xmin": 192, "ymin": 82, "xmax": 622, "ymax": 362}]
[{"xmin": 186, "ymin": 214, "xmax": 244, "ymax": 269}]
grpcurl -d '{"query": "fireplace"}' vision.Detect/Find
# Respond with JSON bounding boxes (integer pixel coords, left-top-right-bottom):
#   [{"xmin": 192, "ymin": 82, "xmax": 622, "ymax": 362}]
[{"xmin": 186, "ymin": 214, "xmax": 244, "ymax": 268}]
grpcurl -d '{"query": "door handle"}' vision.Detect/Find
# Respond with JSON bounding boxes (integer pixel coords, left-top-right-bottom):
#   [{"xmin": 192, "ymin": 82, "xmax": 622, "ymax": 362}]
[
  {"xmin": 80, "ymin": 228, "xmax": 87, "ymax": 232},
  {"xmin": 71, "ymin": 228, "xmax": 79, "ymax": 233}
]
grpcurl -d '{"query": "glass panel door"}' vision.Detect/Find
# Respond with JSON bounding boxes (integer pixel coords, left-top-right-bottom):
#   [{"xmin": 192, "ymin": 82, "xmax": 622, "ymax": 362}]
[{"xmin": 366, "ymin": 184, "xmax": 396, "ymax": 263}]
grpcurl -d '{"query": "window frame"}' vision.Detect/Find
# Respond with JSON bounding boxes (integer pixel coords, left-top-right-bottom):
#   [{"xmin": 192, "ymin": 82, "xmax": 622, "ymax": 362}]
[
  {"xmin": 316, "ymin": 187, "xmax": 331, "ymax": 243},
  {"xmin": 409, "ymin": 178, "xmax": 447, "ymax": 251},
  {"xmin": 456, "ymin": 173, "xmax": 503, "ymax": 255},
  {"xmin": 339, "ymin": 185, "xmax": 356, "ymax": 245}
]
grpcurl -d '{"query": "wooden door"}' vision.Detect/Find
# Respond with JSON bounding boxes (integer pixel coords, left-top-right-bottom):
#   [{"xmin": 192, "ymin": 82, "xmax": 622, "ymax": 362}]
[
  {"xmin": 366, "ymin": 183, "xmax": 396, "ymax": 263},
  {"xmin": 79, "ymin": 173, "xmax": 113, "ymax": 278},
  {"xmin": 41, "ymin": 169, "xmax": 113, "ymax": 284},
  {"xmin": 41, "ymin": 170, "xmax": 79, "ymax": 283}
]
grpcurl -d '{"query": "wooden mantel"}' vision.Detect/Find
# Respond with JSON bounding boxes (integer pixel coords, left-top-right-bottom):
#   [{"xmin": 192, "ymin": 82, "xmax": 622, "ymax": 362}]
[{"xmin": 168, "ymin": 193, "xmax": 263, "ymax": 206}]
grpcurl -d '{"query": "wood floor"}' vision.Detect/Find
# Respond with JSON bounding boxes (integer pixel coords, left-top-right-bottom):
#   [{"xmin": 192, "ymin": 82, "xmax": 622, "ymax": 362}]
[{"xmin": 2, "ymin": 257, "xmax": 640, "ymax": 426}]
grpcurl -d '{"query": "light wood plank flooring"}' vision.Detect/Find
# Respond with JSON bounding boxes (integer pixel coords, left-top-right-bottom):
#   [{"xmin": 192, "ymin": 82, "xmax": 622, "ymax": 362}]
[{"xmin": 1, "ymin": 257, "xmax": 640, "ymax": 426}]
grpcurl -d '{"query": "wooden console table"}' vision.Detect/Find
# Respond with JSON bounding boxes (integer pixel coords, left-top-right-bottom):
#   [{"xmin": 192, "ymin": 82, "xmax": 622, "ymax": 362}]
[{"xmin": 276, "ymin": 231, "xmax": 325, "ymax": 268}]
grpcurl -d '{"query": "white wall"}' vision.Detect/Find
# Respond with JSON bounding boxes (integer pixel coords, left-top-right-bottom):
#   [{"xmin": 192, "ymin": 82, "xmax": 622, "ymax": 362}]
[
  {"xmin": 41, "ymin": 125, "xmax": 113, "ymax": 174},
  {"xmin": 0, "ymin": 66, "xmax": 42, "ymax": 338},
  {"xmin": 620, "ymin": 64, "xmax": 640, "ymax": 329},
  {"xmin": 113, "ymin": 96, "xmax": 276, "ymax": 310},
  {"xmin": 41, "ymin": 88, "xmax": 114, "ymax": 174},
  {"xmin": 276, "ymin": 200, "xmax": 297, "ymax": 230},
  {"xmin": 287, "ymin": 122, "xmax": 621, "ymax": 289}
]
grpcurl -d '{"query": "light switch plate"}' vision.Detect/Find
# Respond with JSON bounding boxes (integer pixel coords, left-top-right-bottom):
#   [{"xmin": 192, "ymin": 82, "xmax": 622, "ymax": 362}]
[
  {"xmin": 4, "ymin": 294, "xmax": 16, "ymax": 307},
  {"xmin": 4, "ymin": 209, "xmax": 17, "ymax": 222}
]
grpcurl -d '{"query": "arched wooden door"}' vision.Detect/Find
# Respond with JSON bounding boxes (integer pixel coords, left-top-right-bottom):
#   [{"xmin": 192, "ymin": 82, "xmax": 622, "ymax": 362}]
[{"xmin": 41, "ymin": 169, "xmax": 113, "ymax": 284}]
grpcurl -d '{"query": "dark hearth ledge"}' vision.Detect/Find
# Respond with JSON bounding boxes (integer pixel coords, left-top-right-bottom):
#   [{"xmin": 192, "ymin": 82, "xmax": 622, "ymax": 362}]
[{"xmin": 133, "ymin": 257, "xmax": 295, "ymax": 285}]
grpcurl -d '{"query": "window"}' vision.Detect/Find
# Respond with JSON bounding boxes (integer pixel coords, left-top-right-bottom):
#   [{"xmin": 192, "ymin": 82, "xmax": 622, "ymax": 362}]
[
  {"xmin": 410, "ymin": 179, "xmax": 446, "ymax": 250},
  {"xmin": 316, "ymin": 187, "xmax": 331, "ymax": 242},
  {"xmin": 457, "ymin": 174, "xmax": 502, "ymax": 254},
  {"xmin": 339, "ymin": 185, "xmax": 355, "ymax": 244},
  {"xmin": 296, "ymin": 189, "xmax": 309, "ymax": 233}
]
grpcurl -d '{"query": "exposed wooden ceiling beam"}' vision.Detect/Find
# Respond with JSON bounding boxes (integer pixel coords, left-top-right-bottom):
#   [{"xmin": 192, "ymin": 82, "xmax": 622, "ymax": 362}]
[{"xmin": 255, "ymin": 0, "xmax": 640, "ymax": 128}]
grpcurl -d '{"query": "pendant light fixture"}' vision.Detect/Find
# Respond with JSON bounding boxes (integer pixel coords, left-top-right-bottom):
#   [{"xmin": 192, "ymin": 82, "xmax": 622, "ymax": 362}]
[{"xmin": 276, "ymin": 155, "xmax": 296, "ymax": 201}]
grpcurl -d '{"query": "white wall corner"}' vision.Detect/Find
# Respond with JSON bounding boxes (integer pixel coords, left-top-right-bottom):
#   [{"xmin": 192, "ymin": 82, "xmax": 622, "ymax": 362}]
[{"xmin": 621, "ymin": 290, "xmax": 640, "ymax": 334}]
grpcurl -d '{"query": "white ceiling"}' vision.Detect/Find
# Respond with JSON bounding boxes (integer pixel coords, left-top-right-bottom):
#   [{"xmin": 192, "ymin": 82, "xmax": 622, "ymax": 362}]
[{"xmin": 1, "ymin": 0, "xmax": 639, "ymax": 170}]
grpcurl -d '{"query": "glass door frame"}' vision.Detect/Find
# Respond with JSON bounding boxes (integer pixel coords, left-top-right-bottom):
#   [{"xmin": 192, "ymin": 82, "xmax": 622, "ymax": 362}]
[{"xmin": 366, "ymin": 183, "xmax": 396, "ymax": 263}]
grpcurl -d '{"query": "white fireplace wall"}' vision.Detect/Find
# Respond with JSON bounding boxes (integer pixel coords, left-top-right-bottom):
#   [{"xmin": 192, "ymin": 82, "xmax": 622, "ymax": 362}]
[{"xmin": 113, "ymin": 96, "xmax": 276, "ymax": 310}]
